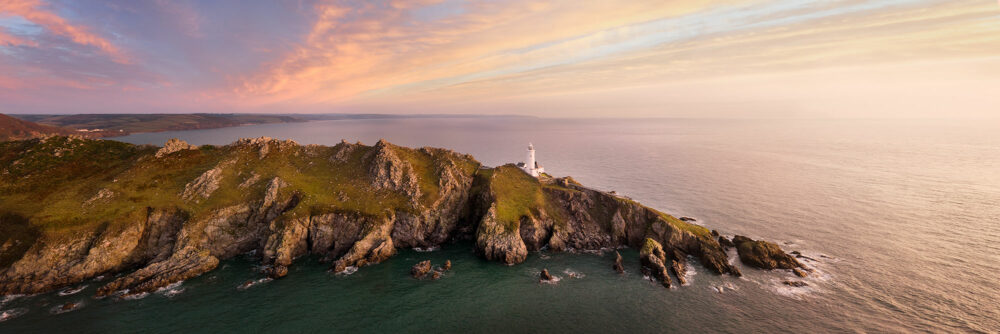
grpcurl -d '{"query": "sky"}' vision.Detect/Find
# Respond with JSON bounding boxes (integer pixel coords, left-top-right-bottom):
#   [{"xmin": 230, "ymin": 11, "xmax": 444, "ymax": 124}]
[{"xmin": 0, "ymin": 0, "xmax": 998, "ymax": 118}]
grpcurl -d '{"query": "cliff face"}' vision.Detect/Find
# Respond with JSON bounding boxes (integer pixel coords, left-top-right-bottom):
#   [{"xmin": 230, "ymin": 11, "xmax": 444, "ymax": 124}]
[{"xmin": 0, "ymin": 137, "xmax": 785, "ymax": 296}]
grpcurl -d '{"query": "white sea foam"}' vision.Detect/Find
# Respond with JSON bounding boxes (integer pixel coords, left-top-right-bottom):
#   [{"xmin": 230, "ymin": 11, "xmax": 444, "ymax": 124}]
[
  {"xmin": 237, "ymin": 277, "xmax": 273, "ymax": 290},
  {"xmin": 49, "ymin": 300, "xmax": 84, "ymax": 314},
  {"xmin": 540, "ymin": 276, "xmax": 562, "ymax": 284},
  {"xmin": 58, "ymin": 285, "xmax": 88, "ymax": 296},
  {"xmin": 1, "ymin": 294, "xmax": 24, "ymax": 307},
  {"xmin": 562, "ymin": 268, "xmax": 585, "ymax": 279},
  {"xmin": 122, "ymin": 292, "xmax": 149, "ymax": 300},
  {"xmin": 156, "ymin": 281, "xmax": 185, "ymax": 298},
  {"xmin": 0, "ymin": 308, "xmax": 28, "ymax": 322},
  {"xmin": 413, "ymin": 246, "xmax": 439, "ymax": 252},
  {"xmin": 335, "ymin": 266, "xmax": 358, "ymax": 276}
]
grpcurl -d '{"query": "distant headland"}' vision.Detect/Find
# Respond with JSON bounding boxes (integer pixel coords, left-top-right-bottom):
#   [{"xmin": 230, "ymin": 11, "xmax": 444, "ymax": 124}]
[{"xmin": 1, "ymin": 113, "xmax": 536, "ymax": 140}]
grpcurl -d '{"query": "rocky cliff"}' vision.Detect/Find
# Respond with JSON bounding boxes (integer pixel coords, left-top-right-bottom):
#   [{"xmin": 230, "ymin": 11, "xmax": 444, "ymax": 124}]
[{"xmin": 0, "ymin": 136, "xmax": 796, "ymax": 296}]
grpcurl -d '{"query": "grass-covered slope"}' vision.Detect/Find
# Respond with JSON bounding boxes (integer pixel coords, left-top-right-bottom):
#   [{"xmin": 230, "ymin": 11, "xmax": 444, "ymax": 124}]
[{"xmin": 0, "ymin": 113, "xmax": 83, "ymax": 141}]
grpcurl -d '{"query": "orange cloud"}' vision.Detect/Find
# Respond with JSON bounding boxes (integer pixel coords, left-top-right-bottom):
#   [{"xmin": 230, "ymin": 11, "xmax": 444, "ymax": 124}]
[
  {"xmin": 234, "ymin": 0, "xmax": 739, "ymax": 106},
  {"xmin": 0, "ymin": 0, "xmax": 130, "ymax": 63}
]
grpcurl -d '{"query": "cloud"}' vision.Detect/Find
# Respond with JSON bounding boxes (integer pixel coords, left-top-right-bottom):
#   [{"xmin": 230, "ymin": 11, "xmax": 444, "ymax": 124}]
[
  {"xmin": 0, "ymin": 0, "xmax": 129, "ymax": 63},
  {"xmin": 1, "ymin": 0, "xmax": 998, "ymax": 117}
]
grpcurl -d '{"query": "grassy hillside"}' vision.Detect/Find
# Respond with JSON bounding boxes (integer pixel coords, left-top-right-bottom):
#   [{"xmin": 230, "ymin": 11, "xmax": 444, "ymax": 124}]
[
  {"xmin": 0, "ymin": 137, "xmax": 481, "ymax": 235},
  {"xmin": 0, "ymin": 113, "xmax": 83, "ymax": 141}
]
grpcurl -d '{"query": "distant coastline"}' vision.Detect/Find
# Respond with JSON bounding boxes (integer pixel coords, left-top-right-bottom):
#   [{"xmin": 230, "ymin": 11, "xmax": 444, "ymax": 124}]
[{"xmin": 7, "ymin": 113, "xmax": 536, "ymax": 138}]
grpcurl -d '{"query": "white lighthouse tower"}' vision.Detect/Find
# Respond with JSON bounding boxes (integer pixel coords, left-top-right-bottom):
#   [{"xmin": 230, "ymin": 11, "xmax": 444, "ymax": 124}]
[{"xmin": 521, "ymin": 143, "xmax": 544, "ymax": 177}]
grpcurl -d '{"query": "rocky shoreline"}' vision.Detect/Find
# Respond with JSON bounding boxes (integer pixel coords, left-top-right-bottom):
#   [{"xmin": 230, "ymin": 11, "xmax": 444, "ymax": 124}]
[{"xmin": 0, "ymin": 136, "xmax": 807, "ymax": 297}]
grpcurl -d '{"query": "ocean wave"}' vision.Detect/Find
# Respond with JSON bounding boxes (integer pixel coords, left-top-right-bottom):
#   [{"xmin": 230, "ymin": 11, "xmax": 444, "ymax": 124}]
[
  {"xmin": 50, "ymin": 300, "xmax": 84, "ymax": 314},
  {"xmin": 540, "ymin": 276, "xmax": 562, "ymax": 284},
  {"xmin": 1, "ymin": 294, "xmax": 24, "ymax": 307},
  {"xmin": 156, "ymin": 281, "xmax": 185, "ymax": 298},
  {"xmin": 562, "ymin": 268, "xmax": 585, "ymax": 279},
  {"xmin": 122, "ymin": 292, "xmax": 149, "ymax": 300},
  {"xmin": 335, "ymin": 266, "xmax": 358, "ymax": 276},
  {"xmin": 0, "ymin": 308, "xmax": 28, "ymax": 322},
  {"xmin": 58, "ymin": 285, "xmax": 88, "ymax": 296},
  {"xmin": 237, "ymin": 277, "xmax": 273, "ymax": 290}
]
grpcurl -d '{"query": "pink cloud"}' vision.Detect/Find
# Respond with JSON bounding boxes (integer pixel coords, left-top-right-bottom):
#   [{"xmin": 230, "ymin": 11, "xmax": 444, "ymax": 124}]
[{"xmin": 0, "ymin": 0, "xmax": 130, "ymax": 63}]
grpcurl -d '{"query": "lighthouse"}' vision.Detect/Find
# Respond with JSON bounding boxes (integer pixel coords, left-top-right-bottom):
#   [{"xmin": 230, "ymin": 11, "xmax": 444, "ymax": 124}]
[{"xmin": 520, "ymin": 143, "xmax": 545, "ymax": 177}]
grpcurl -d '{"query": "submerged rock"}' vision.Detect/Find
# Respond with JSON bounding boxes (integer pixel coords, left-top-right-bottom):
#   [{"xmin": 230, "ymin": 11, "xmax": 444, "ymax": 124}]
[
  {"xmin": 793, "ymin": 268, "xmax": 808, "ymax": 278},
  {"xmin": 732, "ymin": 236, "xmax": 802, "ymax": 270}
]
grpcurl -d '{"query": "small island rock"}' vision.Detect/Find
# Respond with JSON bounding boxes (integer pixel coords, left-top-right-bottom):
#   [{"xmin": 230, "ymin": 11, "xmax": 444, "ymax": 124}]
[
  {"xmin": 613, "ymin": 251, "xmax": 625, "ymax": 274},
  {"xmin": 540, "ymin": 269, "xmax": 553, "ymax": 281},
  {"xmin": 411, "ymin": 260, "xmax": 432, "ymax": 278},
  {"xmin": 732, "ymin": 235, "xmax": 803, "ymax": 270}
]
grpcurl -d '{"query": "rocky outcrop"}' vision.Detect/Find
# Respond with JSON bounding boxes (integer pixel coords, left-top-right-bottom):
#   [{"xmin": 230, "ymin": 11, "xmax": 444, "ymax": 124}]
[
  {"xmin": 732, "ymin": 235, "xmax": 802, "ymax": 270},
  {"xmin": 368, "ymin": 139, "xmax": 420, "ymax": 201},
  {"xmin": 155, "ymin": 138, "xmax": 197, "ymax": 158},
  {"xmin": 540, "ymin": 269, "xmax": 553, "ymax": 281},
  {"xmin": 613, "ymin": 251, "xmax": 624, "ymax": 274},
  {"xmin": 474, "ymin": 205, "xmax": 528, "ymax": 265},
  {"xmin": 411, "ymin": 260, "xmax": 432, "ymax": 278},
  {"xmin": 180, "ymin": 161, "xmax": 231, "ymax": 202},
  {"xmin": 640, "ymin": 238, "xmax": 672, "ymax": 288}
]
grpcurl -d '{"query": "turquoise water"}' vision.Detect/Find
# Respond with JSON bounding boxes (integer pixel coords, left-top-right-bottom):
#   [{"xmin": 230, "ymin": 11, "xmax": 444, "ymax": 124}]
[{"xmin": 2, "ymin": 118, "xmax": 998, "ymax": 332}]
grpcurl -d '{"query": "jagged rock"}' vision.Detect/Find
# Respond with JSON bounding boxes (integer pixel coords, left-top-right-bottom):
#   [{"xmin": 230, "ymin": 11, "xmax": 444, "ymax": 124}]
[
  {"xmin": 411, "ymin": 260, "xmax": 432, "ymax": 278},
  {"xmin": 474, "ymin": 205, "xmax": 528, "ymax": 265},
  {"xmin": 793, "ymin": 268, "xmax": 808, "ymax": 278},
  {"xmin": 60, "ymin": 302, "xmax": 77, "ymax": 311},
  {"xmin": 442, "ymin": 260, "xmax": 452, "ymax": 271},
  {"xmin": 639, "ymin": 238, "xmax": 672, "ymax": 288},
  {"xmin": 613, "ymin": 251, "xmax": 624, "ymax": 274},
  {"xmin": 234, "ymin": 137, "xmax": 298, "ymax": 159},
  {"xmin": 680, "ymin": 217, "xmax": 697, "ymax": 222},
  {"xmin": 430, "ymin": 271, "xmax": 441, "ymax": 280},
  {"xmin": 732, "ymin": 235, "xmax": 803, "ymax": 270},
  {"xmin": 155, "ymin": 138, "xmax": 196, "ymax": 158},
  {"xmin": 181, "ymin": 161, "xmax": 232, "ymax": 201},
  {"xmin": 368, "ymin": 139, "xmax": 421, "ymax": 201},
  {"xmin": 671, "ymin": 259, "xmax": 687, "ymax": 285},
  {"xmin": 540, "ymin": 269, "xmax": 553, "ymax": 281}
]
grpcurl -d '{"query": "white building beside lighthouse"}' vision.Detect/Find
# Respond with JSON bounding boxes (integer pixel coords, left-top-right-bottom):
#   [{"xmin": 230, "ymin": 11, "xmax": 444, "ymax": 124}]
[{"xmin": 518, "ymin": 143, "xmax": 545, "ymax": 177}]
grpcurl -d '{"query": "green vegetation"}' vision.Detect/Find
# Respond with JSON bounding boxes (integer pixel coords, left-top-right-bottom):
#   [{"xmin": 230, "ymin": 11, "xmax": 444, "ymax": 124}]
[
  {"xmin": 0, "ymin": 137, "xmax": 481, "ymax": 235},
  {"xmin": 640, "ymin": 237, "xmax": 660, "ymax": 254},
  {"xmin": 483, "ymin": 165, "xmax": 546, "ymax": 231}
]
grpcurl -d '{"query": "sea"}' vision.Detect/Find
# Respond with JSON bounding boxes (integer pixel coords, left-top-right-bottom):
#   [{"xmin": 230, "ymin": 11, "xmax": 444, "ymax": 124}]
[{"xmin": 1, "ymin": 118, "xmax": 997, "ymax": 333}]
